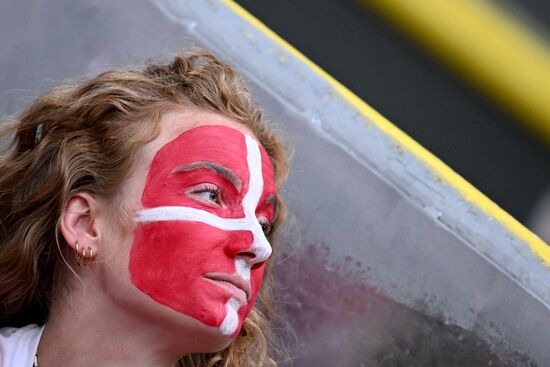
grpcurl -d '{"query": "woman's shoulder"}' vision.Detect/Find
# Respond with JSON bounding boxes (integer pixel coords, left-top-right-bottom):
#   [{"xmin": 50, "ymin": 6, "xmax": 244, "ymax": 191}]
[
  {"xmin": 0, "ymin": 324, "xmax": 43, "ymax": 366},
  {"xmin": 1, "ymin": 324, "xmax": 43, "ymax": 338}
]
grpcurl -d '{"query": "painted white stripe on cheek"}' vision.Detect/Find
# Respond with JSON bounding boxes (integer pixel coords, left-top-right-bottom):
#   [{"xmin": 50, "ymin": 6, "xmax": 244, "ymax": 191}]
[{"xmin": 138, "ymin": 206, "xmax": 250, "ymax": 230}]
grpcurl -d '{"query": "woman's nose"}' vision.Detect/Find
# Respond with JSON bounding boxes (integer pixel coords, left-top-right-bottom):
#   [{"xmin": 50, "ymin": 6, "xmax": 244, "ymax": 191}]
[
  {"xmin": 224, "ymin": 226, "xmax": 272, "ymax": 266},
  {"xmin": 241, "ymin": 228, "xmax": 272, "ymax": 266}
]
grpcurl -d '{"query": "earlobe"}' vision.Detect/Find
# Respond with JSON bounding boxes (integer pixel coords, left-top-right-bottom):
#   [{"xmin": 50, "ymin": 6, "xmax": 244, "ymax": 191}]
[{"xmin": 60, "ymin": 192, "xmax": 101, "ymax": 260}]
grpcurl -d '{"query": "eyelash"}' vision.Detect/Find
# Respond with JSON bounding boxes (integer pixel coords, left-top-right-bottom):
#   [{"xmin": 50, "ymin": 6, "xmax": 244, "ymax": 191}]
[
  {"xmin": 258, "ymin": 217, "xmax": 273, "ymax": 236},
  {"xmin": 187, "ymin": 183, "xmax": 222, "ymax": 207}
]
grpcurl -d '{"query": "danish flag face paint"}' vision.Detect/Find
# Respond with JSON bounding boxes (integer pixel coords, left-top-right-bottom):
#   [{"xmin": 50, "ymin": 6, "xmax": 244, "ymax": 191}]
[{"xmin": 130, "ymin": 125, "xmax": 276, "ymax": 337}]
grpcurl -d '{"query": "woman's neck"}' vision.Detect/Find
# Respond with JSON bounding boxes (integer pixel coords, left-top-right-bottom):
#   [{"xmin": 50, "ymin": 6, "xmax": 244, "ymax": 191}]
[{"xmin": 37, "ymin": 278, "xmax": 190, "ymax": 367}]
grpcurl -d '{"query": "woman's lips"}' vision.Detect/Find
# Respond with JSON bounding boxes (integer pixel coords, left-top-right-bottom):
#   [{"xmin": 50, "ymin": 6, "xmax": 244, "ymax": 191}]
[{"xmin": 203, "ymin": 273, "xmax": 251, "ymax": 304}]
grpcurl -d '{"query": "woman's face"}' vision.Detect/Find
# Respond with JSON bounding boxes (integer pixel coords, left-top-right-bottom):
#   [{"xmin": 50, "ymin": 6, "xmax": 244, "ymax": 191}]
[{"xmin": 107, "ymin": 109, "xmax": 276, "ymax": 342}]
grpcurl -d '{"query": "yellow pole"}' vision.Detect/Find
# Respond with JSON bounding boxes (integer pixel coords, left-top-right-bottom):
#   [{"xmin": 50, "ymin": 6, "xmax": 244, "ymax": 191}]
[{"xmin": 365, "ymin": 0, "xmax": 550, "ymax": 145}]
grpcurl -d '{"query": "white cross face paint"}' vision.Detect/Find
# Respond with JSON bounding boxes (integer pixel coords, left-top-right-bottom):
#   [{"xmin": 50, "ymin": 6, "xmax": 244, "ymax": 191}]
[{"xmin": 129, "ymin": 125, "xmax": 277, "ymax": 337}]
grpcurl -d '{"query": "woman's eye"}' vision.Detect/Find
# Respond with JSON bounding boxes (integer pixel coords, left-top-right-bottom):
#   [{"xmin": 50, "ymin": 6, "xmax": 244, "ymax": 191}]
[
  {"xmin": 207, "ymin": 190, "xmax": 219, "ymax": 203},
  {"xmin": 259, "ymin": 219, "xmax": 272, "ymax": 236},
  {"xmin": 201, "ymin": 190, "xmax": 220, "ymax": 204},
  {"xmin": 187, "ymin": 184, "xmax": 222, "ymax": 207}
]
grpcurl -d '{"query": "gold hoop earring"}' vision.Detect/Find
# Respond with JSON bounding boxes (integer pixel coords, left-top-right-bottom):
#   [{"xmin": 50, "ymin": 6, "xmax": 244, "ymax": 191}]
[
  {"xmin": 84, "ymin": 247, "xmax": 94, "ymax": 265},
  {"xmin": 75, "ymin": 242, "xmax": 95, "ymax": 265},
  {"xmin": 76, "ymin": 242, "xmax": 83, "ymax": 266}
]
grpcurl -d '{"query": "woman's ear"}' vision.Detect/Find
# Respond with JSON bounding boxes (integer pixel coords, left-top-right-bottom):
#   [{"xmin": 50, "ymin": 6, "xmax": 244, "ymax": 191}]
[{"xmin": 59, "ymin": 192, "xmax": 101, "ymax": 258}]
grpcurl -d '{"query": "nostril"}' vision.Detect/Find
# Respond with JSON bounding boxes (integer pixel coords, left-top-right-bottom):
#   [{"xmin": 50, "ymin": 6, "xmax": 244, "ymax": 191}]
[
  {"xmin": 224, "ymin": 232, "xmax": 254, "ymax": 257},
  {"xmin": 237, "ymin": 251, "xmax": 257, "ymax": 260}
]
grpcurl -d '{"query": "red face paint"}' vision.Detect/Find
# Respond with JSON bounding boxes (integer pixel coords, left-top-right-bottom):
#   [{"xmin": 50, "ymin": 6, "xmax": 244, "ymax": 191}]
[{"xmin": 130, "ymin": 125, "xmax": 276, "ymax": 337}]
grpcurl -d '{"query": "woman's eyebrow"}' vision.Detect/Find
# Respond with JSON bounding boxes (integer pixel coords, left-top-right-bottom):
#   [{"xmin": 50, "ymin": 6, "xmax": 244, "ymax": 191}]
[{"xmin": 174, "ymin": 161, "xmax": 242, "ymax": 192}]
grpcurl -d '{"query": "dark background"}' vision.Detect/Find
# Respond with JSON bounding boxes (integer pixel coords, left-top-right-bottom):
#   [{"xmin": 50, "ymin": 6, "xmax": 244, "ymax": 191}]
[{"xmin": 235, "ymin": 0, "xmax": 550, "ymax": 231}]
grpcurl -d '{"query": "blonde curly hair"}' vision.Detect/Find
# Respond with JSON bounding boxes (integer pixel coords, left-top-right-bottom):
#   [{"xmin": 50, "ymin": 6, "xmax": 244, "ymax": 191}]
[{"xmin": 0, "ymin": 50, "xmax": 288, "ymax": 366}]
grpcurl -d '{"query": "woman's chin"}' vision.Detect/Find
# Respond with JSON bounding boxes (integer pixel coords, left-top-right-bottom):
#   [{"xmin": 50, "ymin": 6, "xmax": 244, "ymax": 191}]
[
  {"xmin": 184, "ymin": 324, "xmax": 237, "ymax": 354},
  {"xmin": 161, "ymin": 311, "xmax": 240, "ymax": 354}
]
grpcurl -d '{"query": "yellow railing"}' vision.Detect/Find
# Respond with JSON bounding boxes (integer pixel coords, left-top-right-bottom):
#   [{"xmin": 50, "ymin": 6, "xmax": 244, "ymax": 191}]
[{"xmin": 364, "ymin": 0, "xmax": 550, "ymax": 145}]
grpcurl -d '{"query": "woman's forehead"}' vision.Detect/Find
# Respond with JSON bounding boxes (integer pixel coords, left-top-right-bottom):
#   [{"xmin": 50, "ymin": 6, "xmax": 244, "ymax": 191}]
[
  {"xmin": 144, "ymin": 124, "xmax": 275, "ymax": 190},
  {"xmin": 153, "ymin": 125, "xmax": 253, "ymax": 176},
  {"xmin": 161, "ymin": 108, "xmax": 256, "ymax": 143}
]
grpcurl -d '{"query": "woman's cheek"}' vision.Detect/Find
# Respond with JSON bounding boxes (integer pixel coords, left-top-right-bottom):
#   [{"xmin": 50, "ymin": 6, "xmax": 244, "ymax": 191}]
[{"xmin": 249, "ymin": 264, "xmax": 266, "ymax": 303}]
